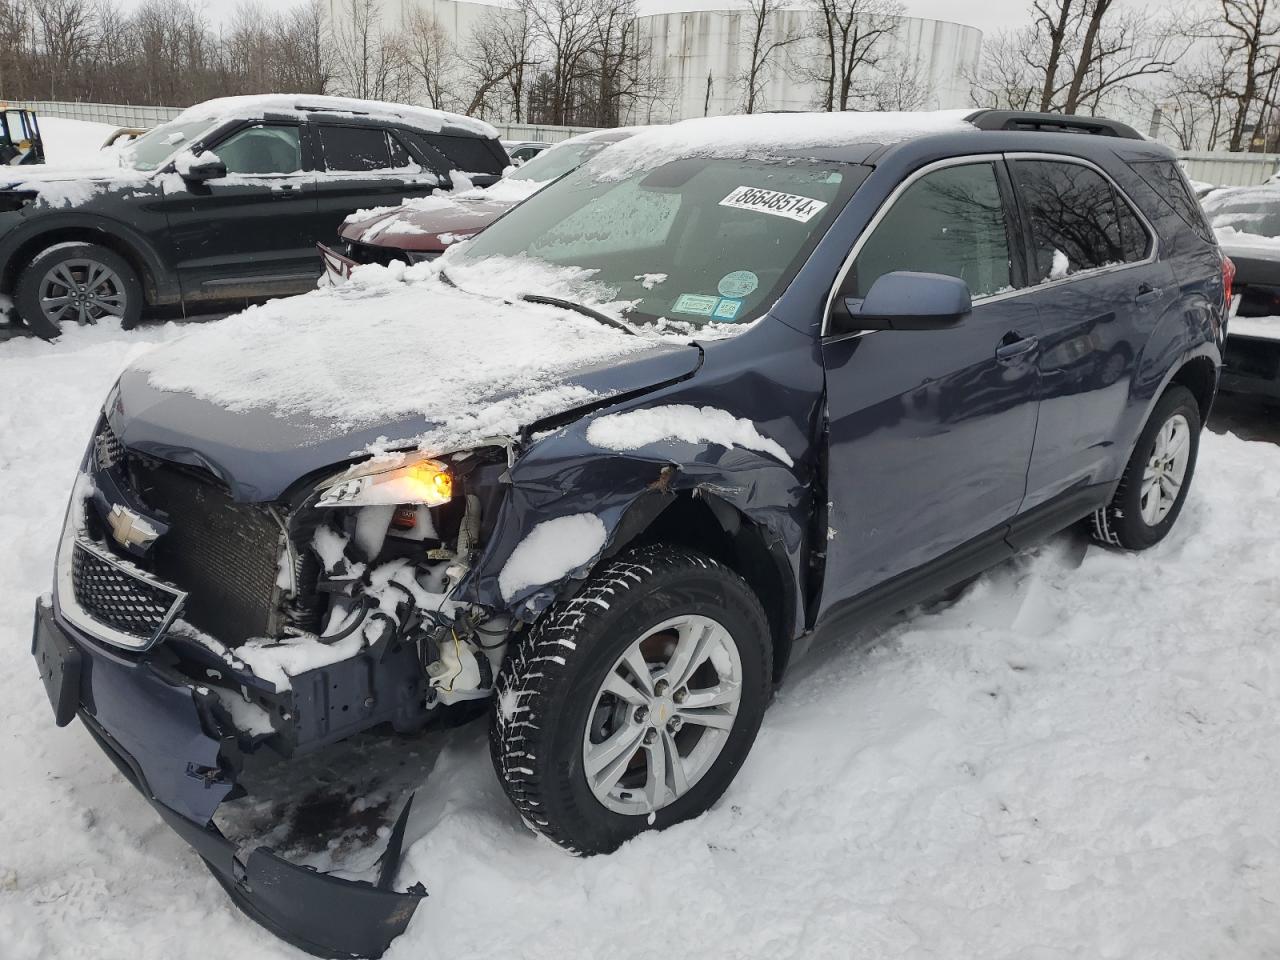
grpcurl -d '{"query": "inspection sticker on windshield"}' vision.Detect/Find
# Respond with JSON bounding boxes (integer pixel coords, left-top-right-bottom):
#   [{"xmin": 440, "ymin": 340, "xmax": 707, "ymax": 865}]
[
  {"xmin": 672, "ymin": 294, "xmax": 719, "ymax": 316},
  {"xmin": 719, "ymin": 186, "xmax": 828, "ymax": 223}
]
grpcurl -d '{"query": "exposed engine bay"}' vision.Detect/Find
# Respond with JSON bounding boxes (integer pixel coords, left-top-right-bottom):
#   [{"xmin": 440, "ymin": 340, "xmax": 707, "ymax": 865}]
[{"xmin": 70, "ymin": 422, "xmax": 518, "ymax": 763}]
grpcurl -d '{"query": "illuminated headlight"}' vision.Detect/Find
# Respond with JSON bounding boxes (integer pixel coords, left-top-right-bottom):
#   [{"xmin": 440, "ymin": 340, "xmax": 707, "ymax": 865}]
[{"xmin": 317, "ymin": 453, "xmax": 453, "ymax": 508}]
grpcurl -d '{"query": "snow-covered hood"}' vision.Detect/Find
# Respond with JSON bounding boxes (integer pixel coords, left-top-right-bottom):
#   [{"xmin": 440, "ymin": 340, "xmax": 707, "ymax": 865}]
[
  {"xmin": 339, "ymin": 177, "xmax": 546, "ymax": 251},
  {"xmin": 0, "ymin": 159, "xmax": 146, "ymax": 207},
  {"xmin": 112, "ymin": 260, "xmax": 702, "ymax": 501}
]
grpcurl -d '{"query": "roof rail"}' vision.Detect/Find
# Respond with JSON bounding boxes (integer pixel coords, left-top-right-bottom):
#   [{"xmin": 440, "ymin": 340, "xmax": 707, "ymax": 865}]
[{"xmin": 965, "ymin": 109, "xmax": 1144, "ymax": 141}]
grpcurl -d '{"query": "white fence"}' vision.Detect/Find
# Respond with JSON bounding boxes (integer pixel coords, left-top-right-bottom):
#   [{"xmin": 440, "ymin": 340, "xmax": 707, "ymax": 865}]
[
  {"xmin": 7, "ymin": 98, "xmax": 1280, "ymax": 185},
  {"xmin": 1177, "ymin": 152, "xmax": 1278, "ymax": 188},
  {"xmin": 0, "ymin": 98, "xmax": 596, "ymax": 143}
]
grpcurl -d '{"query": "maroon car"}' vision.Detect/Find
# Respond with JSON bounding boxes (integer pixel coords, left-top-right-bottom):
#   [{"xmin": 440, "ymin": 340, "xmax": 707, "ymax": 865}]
[{"xmin": 319, "ymin": 127, "xmax": 640, "ymax": 281}]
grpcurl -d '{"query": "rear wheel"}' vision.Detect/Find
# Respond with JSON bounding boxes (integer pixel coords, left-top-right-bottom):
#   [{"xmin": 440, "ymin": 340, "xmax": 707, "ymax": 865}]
[
  {"xmin": 490, "ymin": 543, "xmax": 771, "ymax": 854},
  {"xmin": 16, "ymin": 242, "xmax": 142, "ymax": 339},
  {"xmin": 1091, "ymin": 385, "xmax": 1201, "ymax": 550}
]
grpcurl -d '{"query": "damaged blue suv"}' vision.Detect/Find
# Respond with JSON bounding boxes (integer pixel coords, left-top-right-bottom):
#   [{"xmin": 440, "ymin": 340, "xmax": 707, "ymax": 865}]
[{"xmin": 32, "ymin": 109, "xmax": 1227, "ymax": 958}]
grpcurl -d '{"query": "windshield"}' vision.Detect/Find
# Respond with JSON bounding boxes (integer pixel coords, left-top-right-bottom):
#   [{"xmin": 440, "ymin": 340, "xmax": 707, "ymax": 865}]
[
  {"xmin": 456, "ymin": 156, "xmax": 861, "ymax": 329},
  {"xmin": 1201, "ymin": 188, "xmax": 1280, "ymax": 238},
  {"xmin": 508, "ymin": 139, "xmax": 614, "ymax": 183},
  {"xmin": 123, "ymin": 119, "xmax": 220, "ymax": 171}
]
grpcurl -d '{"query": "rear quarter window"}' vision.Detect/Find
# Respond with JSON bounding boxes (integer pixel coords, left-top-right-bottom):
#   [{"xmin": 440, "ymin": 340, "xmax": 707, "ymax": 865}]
[
  {"xmin": 423, "ymin": 134, "xmax": 506, "ymax": 175},
  {"xmin": 1127, "ymin": 159, "xmax": 1214, "ymax": 244}
]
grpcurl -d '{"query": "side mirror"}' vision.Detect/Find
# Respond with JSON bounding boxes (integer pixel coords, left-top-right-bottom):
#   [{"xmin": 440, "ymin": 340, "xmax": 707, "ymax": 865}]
[
  {"xmin": 178, "ymin": 156, "xmax": 226, "ymax": 183},
  {"xmin": 829, "ymin": 271, "xmax": 972, "ymax": 335}
]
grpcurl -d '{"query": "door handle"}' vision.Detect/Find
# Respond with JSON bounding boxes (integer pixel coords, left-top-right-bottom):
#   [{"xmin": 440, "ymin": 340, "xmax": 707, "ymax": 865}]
[
  {"xmin": 995, "ymin": 334, "xmax": 1039, "ymax": 363},
  {"xmin": 1135, "ymin": 282, "xmax": 1162, "ymax": 304}
]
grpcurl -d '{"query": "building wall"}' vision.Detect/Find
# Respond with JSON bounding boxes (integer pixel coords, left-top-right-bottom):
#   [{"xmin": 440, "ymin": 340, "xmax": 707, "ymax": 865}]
[{"xmin": 633, "ymin": 10, "xmax": 982, "ymax": 122}]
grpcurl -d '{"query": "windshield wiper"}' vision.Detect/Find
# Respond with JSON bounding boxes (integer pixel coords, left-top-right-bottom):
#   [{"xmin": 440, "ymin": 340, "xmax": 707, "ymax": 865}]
[{"xmin": 519, "ymin": 293, "xmax": 636, "ymax": 336}]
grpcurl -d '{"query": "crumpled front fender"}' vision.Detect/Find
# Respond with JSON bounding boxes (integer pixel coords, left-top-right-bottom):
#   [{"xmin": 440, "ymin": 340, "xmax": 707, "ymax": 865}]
[{"xmin": 459, "ymin": 431, "xmax": 810, "ymax": 633}]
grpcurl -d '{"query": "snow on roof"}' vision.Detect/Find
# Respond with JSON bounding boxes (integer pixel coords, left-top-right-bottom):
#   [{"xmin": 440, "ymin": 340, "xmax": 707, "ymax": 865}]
[
  {"xmin": 587, "ymin": 109, "xmax": 975, "ymax": 179},
  {"xmin": 172, "ymin": 94, "xmax": 498, "ymax": 140}
]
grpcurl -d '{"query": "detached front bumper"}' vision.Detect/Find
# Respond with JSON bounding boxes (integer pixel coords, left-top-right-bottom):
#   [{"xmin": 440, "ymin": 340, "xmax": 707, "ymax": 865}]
[{"xmin": 31, "ymin": 597, "xmax": 426, "ymax": 959}]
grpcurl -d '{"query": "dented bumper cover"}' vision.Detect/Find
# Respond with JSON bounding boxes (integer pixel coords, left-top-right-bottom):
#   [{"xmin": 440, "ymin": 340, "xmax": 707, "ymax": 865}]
[{"xmin": 31, "ymin": 597, "xmax": 424, "ymax": 959}]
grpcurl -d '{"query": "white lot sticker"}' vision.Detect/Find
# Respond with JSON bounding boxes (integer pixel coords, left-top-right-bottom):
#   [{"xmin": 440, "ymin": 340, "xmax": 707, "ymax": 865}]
[{"xmin": 719, "ymin": 186, "xmax": 828, "ymax": 223}]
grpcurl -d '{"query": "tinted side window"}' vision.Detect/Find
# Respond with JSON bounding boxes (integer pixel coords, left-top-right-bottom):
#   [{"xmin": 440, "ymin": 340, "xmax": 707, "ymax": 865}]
[
  {"xmin": 1117, "ymin": 199, "xmax": 1150, "ymax": 262},
  {"xmin": 397, "ymin": 130, "xmax": 454, "ymax": 177},
  {"xmin": 849, "ymin": 162, "xmax": 1013, "ymax": 299},
  {"xmin": 1013, "ymin": 160, "xmax": 1147, "ymax": 280},
  {"xmin": 425, "ymin": 134, "xmax": 505, "ymax": 175},
  {"xmin": 214, "ymin": 124, "xmax": 300, "ymax": 175},
  {"xmin": 1129, "ymin": 159, "xmax": 1214, "ymax": 243},
  {"xmin": 387, "ymin": 132, "xmax": 415, "ymax": 168},
  {"xmin": 319, "ymin": 126, "xmax": 391, "ymax": 172}
]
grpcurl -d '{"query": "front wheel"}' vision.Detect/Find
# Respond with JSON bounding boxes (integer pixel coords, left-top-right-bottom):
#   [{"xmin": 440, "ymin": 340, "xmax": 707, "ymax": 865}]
[
  {"xmin": 490, "ymin": 544, "xmax": 772, "ymax": 855},
  {"xmin": 1091, "ymin": 384, "xmax": 1202, "ymax": 550},
  {"xmin": 15, "ymin": 242, "xmax": 142, "ymax": 339}
]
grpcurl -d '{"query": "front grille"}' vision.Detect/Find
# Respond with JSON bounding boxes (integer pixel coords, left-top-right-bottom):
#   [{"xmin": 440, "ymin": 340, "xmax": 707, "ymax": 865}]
[
  {"xmin": 345, "ymin": 239, "xmax": 440, "ymax": 267},
  {"xmin": 71, "ymin": 541, "xmax": 185, "ymax": 645},
  {"xmin": 132, "ymin": 460, "xmax": 284, "ymax": 646}
]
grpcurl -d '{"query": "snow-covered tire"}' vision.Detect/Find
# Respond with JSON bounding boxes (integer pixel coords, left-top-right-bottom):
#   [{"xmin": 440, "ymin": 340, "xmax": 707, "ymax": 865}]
[
  {"xmin": 489, "ymin": 543, "xmax": 771, "ymax": 855},
  {"xmin": 15, "ymin": 242, "xmax": 142, "ymax": 339},
  {"xmin": 1090, "ymin": 385, "xmax": 1201, "ymax": 550}
]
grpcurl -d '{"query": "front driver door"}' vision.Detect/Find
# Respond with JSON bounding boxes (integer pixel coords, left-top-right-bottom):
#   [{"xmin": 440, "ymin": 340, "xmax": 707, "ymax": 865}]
[
  {"xmin": 162, "ymin": 121, "xmax": 318, "ymax": 307},
  {"xmin": 818, "ymin": 158, "xmax": 1042, "ymax": 615}
]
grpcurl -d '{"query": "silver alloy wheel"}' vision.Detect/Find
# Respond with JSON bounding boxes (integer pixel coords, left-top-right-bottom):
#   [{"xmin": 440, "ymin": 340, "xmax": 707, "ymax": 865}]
[
  {"xmin": 582, "ymin": 614, "xmax": 743, "ymax": 816},
  {"xmin": 1140, "ymin": 412, "xmax": 1191, "ymax": 526},
  {"xmin": 38, "ymin": 258, "xmax": 127, "ymax": 328}
]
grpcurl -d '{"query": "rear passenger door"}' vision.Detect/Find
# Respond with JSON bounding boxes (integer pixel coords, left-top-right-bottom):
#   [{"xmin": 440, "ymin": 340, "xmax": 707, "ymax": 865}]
[
  {"xmin": 312, "ymin": 123, "xmax": 443, "ymax": 241},
  {"xmin": 1008, "ymin": 155, "xmax": 1175, "ymax": 511}
]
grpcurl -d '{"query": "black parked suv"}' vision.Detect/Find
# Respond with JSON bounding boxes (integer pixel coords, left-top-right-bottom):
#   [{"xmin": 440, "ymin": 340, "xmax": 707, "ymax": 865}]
[
  {"xmin": 32, "ymin": 110, "xmax": 1225, "ymax": 957},
  {"xmin": 0, "ymin": 95, "xmax": 507, "ymax": 338}
]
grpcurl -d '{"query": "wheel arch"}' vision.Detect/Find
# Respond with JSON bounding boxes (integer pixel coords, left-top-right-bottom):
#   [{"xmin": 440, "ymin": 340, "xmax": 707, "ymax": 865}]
[
  {"xmin": 1166, "ymin": 354, "xmax": 1217, "ymax": 424},
  {"xmin": 604, "ymin": 491, "xmax": 799, "ymax": 684},
  {"xmin": 3, "ymin": 223, "xmax": 165, "ymax": 305}
]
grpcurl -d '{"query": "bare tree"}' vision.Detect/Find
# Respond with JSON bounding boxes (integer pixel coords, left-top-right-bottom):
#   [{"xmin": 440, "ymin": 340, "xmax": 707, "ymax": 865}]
[
  {"xmin": 462, "ymin": 7, "xmax": 535, "ymax": 120},
  {"xmin": 735, "ymin": 0, "xmax": 799, "ymax": 113},
  {"xmin": 798, "ymin": 0, "xmax": 901, "ymax": 112},
  {"xmin": 964, "ymin": 28, "xmax": 1042, "ymax": 110},
  {"xmin": 868, "ymin": 45, "xmax": 929, "ymax": 110},
  {"xmin": 328, "ymin": 0, "xmax": 409, "ymax": 101},
  {"xmin": 1214, "ymin": 0, "xmax": 1280, "ymax": 149},
  {"xmin": 404, "ymin": 7, "xmax": 459, "ymax": 110}
]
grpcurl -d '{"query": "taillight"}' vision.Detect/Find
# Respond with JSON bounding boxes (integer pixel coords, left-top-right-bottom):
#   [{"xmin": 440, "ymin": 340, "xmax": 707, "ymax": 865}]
[{"xmin": 1222, "ymin": 254, "xmax": 1236, "ymax": 312}]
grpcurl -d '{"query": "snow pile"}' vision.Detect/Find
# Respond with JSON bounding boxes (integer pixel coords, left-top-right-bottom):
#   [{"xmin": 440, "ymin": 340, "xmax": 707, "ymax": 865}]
[
  {"xmin": 481, "ymin": 176, "xmax": 547, "ymax": 204},
  {"xmin": 498, "ymin": 513, "xmax": 608, "ymax": 600},
  {"xmin": 37, "ymin": 117, "xmax": 119, "ymax": 168},
  {"xmin": 132, "ymin": 258, "xmax": 652, "ymax": 445},
  {"xmin": 236, "ymin": 631, "xmax": 367, "ymax": 692},
  {"xmin": 588, "ymin": 109, "xmax": 975, "ymax": 180},
  {"xmin": 172, "ymin": 94, "xmax": 497, "ymax": 139},
  {"xmin": 586, "ymin": 404, "xmax": 793, "ymax": 465},
  {"xmin": 1227, "ymin": 314, "xmax": 1280, "ymax": 341},
  {"xmin": 1213, "ymin": 224, "xmax": 1280, "ymax": 253}
]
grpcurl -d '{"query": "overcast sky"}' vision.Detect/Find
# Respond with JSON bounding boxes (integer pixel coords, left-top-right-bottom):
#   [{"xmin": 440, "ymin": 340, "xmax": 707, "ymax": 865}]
[{"xmin": 198, "ymin": 0, "xmax": 1187, "ymax": 41}]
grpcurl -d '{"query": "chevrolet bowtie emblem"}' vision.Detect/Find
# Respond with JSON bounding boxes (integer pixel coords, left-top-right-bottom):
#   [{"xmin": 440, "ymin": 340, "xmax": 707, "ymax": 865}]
[{"xmin": 108, "ymin": 504, "xmax": 159, "ymax": 550}]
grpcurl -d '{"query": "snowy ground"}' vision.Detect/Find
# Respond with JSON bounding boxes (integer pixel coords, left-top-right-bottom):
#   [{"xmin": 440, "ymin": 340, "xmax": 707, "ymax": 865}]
[{"xmin": 2, "ymin": 318, "xmax": 1279, "ymax": 960}]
